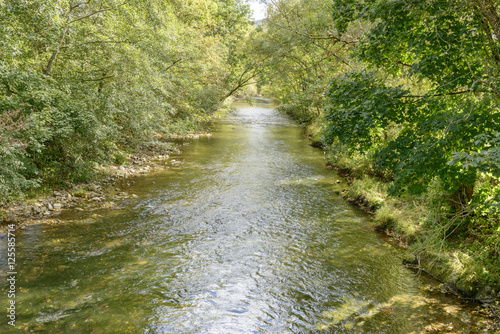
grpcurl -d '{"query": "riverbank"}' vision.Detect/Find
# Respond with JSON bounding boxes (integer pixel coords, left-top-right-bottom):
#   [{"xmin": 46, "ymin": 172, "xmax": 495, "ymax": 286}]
[
  {"xmin": 336, "ymin": 169, "xmax": 499, "ymax": 292},
  {"xmin": 0, "ymin": 134, "xmax": 212, "ymax": 233},
  {"xmin": 344, "ymin": 176, "xmax": 500, "ymax": 328},
  {"xmin": 304, "ymin": 124, "xmax": 500, "ymax": 330}
]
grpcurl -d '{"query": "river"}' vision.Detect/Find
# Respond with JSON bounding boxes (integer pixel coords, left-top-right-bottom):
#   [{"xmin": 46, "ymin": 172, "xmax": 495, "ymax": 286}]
[{"xmin": 0, "ymin": 101, "xmax": 486, "ymax": 333}]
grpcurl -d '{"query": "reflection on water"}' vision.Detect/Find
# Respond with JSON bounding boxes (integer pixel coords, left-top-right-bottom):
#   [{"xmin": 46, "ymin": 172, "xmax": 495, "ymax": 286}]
[{"xmin": 0, "ymin": 100, "xmax": 486, "ymax": 333}]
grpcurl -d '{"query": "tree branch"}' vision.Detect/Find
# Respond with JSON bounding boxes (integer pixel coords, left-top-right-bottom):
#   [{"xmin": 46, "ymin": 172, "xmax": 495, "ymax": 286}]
[
  {"xmin": 60, "ymin": 40, "xmax": 131, "ymax": 49},
  {"xmin": 43, "ymin": 2, "xmax": 127, "ymax": 76},
  {"xmin": 68, "ymin": 5, "xmax": 122, "ymax": 24},
  {"xmin": 165, "ymin": 58, "xmax": 183, "ymax": 72},
  {"xmin": 81, "ymin": 75, "xmax": 114, "ymax": 82},
  {"xmin": 223, "ymin": 70, "xmax": 258, "ymax": 100},
  {"xmin": 402, "ymin": 90, "xmax": 470, "ymax": 99}
]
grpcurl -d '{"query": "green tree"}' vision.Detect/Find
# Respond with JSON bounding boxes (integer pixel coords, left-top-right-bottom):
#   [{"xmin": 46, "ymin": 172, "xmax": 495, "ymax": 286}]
[
  {"xmin": 324, "ymin": 0, "xmax": 500, "ymax": 209},
  {"xmin": 254, "ymin": 0, "xmax": 356, "ymax": 124},
  {"xmin": 0, "ymin": 0, "xmax": 254, "ymax": 201}
]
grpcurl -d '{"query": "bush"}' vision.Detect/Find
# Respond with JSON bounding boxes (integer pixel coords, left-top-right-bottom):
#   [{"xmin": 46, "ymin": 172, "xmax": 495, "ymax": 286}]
[{"xmin": 0, "ymin": 110, "xmax": 39, "ymax": 203}]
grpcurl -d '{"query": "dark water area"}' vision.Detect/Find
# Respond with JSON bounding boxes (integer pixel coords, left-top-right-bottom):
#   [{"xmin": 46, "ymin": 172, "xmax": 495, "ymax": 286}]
[{"xmin": 0, "ymin": 101, "xmax": 486, "ymax": 333}]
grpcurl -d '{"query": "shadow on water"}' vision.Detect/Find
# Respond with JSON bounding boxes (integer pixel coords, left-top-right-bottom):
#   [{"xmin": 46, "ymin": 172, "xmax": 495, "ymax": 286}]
[{"xmin": 0, "ymin": 100, "xmax": 489, "ymax": 333}]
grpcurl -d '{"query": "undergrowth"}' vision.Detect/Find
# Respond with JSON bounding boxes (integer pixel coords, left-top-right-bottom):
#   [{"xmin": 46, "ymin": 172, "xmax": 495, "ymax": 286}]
[{"xmin": 325, "ymin": 147, "xmax": 500, "ymax": 295}]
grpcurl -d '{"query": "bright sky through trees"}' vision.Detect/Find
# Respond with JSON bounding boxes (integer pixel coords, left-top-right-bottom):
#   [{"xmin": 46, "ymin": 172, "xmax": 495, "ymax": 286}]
[{"xmin": 249, "ymin": 1, "xmax": 266, "ymax": 20}]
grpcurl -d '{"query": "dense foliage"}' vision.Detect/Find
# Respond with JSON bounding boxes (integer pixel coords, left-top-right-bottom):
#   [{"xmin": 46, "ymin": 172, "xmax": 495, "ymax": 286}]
[
  {"xmin": 0, "ymin": 0, "xmax": 253, "ymax": 201},
  {"xmin": 257, "ymin": 0, "xmax": 500, "ymax": 286},
  {"xmin": 252, "ymin": 0, "xmax": 355, "ymax": 124},
  {"xmin": 258, "ymin": 0, "xmax": 499, "ymax": 213},
  {"xmin": 325, "ymin": 0, "xmax": 500, "ymax": 201}
]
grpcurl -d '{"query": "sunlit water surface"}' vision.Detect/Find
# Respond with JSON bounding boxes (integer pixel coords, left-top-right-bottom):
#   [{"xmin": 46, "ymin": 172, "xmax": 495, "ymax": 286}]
[{"xmin": 1, "ymin": 101, "xmax": 485, "ymax": 333}]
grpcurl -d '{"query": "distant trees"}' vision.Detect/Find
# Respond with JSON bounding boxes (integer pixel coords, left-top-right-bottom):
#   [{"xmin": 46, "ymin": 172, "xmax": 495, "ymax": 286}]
[{"xmin": 252, "ymin": 0, "xmax": 353, "ymax": 123}]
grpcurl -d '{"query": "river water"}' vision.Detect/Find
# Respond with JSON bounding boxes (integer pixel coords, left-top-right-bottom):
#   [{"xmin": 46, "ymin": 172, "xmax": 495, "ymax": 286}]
[{"xmin": 0, "ymin": 101, "xmax": 486, "ymax": 333}]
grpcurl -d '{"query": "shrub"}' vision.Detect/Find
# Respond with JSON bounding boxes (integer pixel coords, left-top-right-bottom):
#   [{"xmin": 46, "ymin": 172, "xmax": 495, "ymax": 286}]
[{"xmin": 0, "ymin": 110, "xmax": 39, "ymax": 203}]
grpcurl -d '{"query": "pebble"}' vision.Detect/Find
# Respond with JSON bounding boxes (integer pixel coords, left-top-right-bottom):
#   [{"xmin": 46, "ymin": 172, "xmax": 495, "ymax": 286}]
[{"xmin": 102, "ymin": 202, "xmax": 116, "ymax": 209}]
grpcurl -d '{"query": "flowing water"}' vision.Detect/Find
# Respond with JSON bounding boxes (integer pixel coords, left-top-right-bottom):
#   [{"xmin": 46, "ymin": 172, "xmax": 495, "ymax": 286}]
[{"xmin": 0, "ymin": 101, "xmax": 487, "ymax": 333}]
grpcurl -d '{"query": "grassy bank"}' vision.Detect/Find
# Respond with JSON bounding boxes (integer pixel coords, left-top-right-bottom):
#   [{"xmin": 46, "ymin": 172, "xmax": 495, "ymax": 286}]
[
  {"xmin": 285, "ymin": 110, "xmax": 500, "ymax": 301},
  {"xmin": 319, "ymin": 141, "xmax": 500, "ymax": 303}
]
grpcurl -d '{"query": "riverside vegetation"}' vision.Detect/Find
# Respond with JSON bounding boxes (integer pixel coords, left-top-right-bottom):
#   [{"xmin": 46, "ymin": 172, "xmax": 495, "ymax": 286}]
[
  {"xmin": 250, "ymin": 0, "xmax": 500, "ymax": 308},
  {"xmin": 1, "ymin": 0, "xmax": 500, "ymax": 319},
  {"xmin": 0, "ymin": 0, "xmax": 255, "ymax": 205}
]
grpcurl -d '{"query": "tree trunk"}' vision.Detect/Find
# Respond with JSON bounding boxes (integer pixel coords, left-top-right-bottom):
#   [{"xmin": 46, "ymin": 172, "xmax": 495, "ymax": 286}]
[
  {"xmin": 44, "ymin": 23, "xmax": 71, "ymax": 76},
  {"xmin": 451, "ymin": 183, "xmax": 475, "ymax": 214},
  {"xmin": 473, "ymin": 0, "xmax": 500, "ymax": 41}
]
